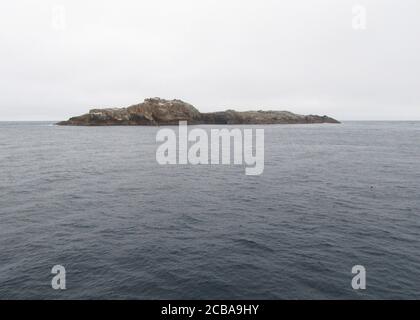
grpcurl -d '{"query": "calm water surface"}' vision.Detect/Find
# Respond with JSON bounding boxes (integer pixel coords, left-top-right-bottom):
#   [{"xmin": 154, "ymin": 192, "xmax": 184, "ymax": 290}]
[{"xmin": 0, "ymin": 121, "xmax": 419, "ymax": 299}]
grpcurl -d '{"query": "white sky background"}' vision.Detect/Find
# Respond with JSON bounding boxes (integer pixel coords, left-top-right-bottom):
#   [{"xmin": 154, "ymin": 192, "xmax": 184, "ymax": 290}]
[{"xmin": 0, "ymin": 0, "xmax": 419, "ymax": 120}]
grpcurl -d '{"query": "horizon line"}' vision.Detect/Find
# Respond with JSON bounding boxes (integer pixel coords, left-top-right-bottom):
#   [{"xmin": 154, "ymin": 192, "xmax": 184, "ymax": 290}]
[{"xmin": 2, "ymin": 119, "xmax": 420, "ymax": 122}]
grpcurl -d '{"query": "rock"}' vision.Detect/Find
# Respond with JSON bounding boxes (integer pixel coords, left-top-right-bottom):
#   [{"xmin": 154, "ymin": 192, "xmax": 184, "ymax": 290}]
[{"xmin": 56, "ymin": 98, "xmax": 340, "ymax": 126}]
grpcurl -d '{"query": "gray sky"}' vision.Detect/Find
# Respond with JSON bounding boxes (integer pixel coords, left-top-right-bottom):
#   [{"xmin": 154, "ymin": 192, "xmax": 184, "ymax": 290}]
[{"xmin": 0, "ymin": 0, "xmax": 419, "ymax": 120}]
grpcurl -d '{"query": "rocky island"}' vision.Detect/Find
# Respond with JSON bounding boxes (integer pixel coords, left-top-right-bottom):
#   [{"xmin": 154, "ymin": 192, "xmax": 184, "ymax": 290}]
[{"xmin": 57, "ymin": 98, "xmax": 340, "ymax": 126}]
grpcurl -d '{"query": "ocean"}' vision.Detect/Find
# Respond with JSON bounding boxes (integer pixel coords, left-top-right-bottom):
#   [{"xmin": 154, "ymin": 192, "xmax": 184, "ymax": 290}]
[{"xmin": 0, "ymin": 121, "xmax": 419, "ymax": 299}]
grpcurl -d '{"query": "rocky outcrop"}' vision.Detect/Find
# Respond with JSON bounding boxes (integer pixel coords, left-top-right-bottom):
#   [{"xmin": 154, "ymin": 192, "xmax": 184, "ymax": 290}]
[{"xmin": 57, "ymin": 98, "xmax": 340, "ymax": 126}]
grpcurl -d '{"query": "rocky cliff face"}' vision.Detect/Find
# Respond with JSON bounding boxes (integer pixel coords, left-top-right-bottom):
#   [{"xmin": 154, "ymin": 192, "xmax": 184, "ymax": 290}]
[{"xmin": 57, "ymin": 98, "xmax": 340, "ymax": 126}]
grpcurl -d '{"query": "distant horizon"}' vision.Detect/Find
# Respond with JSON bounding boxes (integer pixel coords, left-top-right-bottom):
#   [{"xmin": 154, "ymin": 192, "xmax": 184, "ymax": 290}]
[{"xmin": 2, "ymin": 119, "xmax": 420, "ymax": 122}]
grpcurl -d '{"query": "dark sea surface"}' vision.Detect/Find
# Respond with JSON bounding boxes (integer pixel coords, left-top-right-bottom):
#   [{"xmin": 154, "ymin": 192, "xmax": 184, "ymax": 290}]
[{"xmin": 0, "ymin": 121, "xmax": 419, "ymax": 299}]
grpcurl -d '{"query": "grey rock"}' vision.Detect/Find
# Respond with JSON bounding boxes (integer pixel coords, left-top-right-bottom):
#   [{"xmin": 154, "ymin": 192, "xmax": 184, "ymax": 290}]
[{"xmin": 57, "ymin": 98, "xmax": 340, "ymax": 126}]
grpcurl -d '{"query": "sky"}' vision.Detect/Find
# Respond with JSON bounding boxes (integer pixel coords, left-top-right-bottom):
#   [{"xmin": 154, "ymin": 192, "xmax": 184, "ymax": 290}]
[{"xmin": 0, "ymin": 0, "xmax": 419, "ymax": 121}]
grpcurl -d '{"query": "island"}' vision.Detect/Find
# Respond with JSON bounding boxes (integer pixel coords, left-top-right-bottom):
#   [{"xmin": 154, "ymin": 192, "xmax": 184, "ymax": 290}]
[{"xmin": 57, "ymin": 98, "xmax": 340, "ymax": 126}]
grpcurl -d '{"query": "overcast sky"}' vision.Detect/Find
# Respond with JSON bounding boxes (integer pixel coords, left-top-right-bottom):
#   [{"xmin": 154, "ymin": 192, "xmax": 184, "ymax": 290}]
[{"xmin": 0, "ymin": 0, "xmax": 419, "ymax": 120}]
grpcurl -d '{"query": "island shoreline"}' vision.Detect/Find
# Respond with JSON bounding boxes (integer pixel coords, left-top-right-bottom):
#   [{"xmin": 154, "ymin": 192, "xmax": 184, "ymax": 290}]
[{"xmin": 57, "ymin": 97, "xmax": 340, "ymax": 126}]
